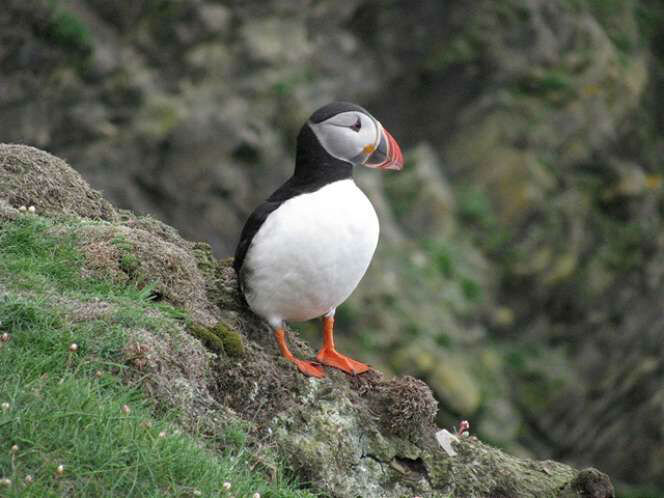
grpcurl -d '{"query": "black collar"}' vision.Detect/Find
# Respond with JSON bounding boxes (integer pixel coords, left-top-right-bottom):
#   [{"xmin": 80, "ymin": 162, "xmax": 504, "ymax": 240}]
[{"xmin": 289, "ymin": 124, "xmax": 353, "ymax": 193}]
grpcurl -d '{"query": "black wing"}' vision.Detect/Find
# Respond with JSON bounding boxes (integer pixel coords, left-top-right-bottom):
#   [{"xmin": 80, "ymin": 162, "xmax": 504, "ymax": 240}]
[
  {"xmin": 233, "ymin": 199, "xmax": 282, "ymax": 275},
  {"xmin": 233, "ymin": 175, "xmax": 308, "ymax": 274}
]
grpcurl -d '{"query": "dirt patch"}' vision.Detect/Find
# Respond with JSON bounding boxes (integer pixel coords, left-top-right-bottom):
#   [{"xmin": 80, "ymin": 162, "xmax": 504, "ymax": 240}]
[{"xmin": 0, "ymin": 144, "xmax": 117, "ymax": 221}]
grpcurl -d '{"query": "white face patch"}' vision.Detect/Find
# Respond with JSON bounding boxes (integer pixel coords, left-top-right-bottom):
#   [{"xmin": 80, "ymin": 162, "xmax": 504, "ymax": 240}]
[{"xmin": 308, "ymin": 111, "xmax": 380, "ymax": 165}]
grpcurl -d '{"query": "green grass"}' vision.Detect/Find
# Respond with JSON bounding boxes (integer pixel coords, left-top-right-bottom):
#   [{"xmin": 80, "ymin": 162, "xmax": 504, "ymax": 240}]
[{"xmin": 0, "ymin": 215, "xmax": 315, "ymax": 497}]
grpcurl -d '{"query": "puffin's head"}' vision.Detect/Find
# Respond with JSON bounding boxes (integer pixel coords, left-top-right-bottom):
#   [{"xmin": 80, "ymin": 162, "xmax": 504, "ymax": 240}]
[{"xmin": 307, "ymin": 102, "xmax": 404, "ymax": 171}]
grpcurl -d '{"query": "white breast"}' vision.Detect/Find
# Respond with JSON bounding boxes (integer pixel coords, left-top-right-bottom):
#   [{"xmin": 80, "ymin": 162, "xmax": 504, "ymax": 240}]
[{"xmin": 242, "ymin": 179, "xmax": 379, "ymax": 326}]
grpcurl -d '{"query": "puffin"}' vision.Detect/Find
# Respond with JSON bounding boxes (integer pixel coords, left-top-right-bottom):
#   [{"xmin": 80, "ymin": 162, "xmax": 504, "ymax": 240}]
[{"xmin": 233, "ymin": 102, "xmax": 404, "ymax": 378}]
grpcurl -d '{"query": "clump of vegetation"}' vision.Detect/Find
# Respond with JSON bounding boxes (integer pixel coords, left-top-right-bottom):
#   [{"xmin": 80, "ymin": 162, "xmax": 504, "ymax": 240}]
[
  {"xmin": 111, "ymin": 235, "xmax": 140, "ymax": 276},
  {"xmin": 376, "ymin": 376, "xmax": 438, "ymax": 438}
]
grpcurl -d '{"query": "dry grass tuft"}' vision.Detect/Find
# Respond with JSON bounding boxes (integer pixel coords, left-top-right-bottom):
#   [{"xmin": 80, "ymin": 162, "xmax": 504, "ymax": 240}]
[
  {"xmin": 0, "ymin": 144, "xmax": 117, "ymax": 220},
  {"xmin": 376, "ymin": 375, "xmax": 439, "ymax": 438},
  {"xmin": 74, "ymin": 224, "xmax": 218, "ymax": 325}
]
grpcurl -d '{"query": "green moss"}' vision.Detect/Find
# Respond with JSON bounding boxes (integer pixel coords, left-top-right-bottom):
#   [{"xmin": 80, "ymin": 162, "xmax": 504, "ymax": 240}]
[
  {"xmin": 188, "ymin": 322, "xmax": 245, "ymax": 357},
  {"xmin": 212, "ymin": 322, "xmax": 245, "ymax": 357},
  {"xmin": 188, "ymin": 322, "xmax": 226, "ymax": 353}
]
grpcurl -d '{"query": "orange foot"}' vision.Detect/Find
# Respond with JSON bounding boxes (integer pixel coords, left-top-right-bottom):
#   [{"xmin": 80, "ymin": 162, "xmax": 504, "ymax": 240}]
[
  {"xmin": 274, "ymin": 327, "xmax": 326, "ymax": 378},
  {"xmin": 292, "ymin": 358, "xmax": 326, "ymax": 378},
  {"xmin": 315, "ymin": 315, "xmax": 370, "ymax": 375},
  {"xmin": 316, "ymin": 347, "xmax": 369, "ymax": 375}
]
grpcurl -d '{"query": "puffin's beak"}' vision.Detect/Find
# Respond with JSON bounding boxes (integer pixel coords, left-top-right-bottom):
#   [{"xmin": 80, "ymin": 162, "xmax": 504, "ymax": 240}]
[{"xmin": 364, "ymin": 124, "xmax": 404, "ymax": 171}]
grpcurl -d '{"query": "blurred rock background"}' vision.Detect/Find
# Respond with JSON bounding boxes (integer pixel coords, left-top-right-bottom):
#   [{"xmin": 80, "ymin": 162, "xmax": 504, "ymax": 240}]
[{"xmin": 2, "ymin": 0, "xmax": 664, "ymax": 495}]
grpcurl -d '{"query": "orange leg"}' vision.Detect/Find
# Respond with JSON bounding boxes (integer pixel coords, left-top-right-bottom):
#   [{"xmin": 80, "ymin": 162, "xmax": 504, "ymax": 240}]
[
  {"xmin": 315, "ymin": 316, "xmax": 370, "ymax": 375},
  {"xmin": 275, "ymin": 328, "xmax": 325, "ymax": 378}
]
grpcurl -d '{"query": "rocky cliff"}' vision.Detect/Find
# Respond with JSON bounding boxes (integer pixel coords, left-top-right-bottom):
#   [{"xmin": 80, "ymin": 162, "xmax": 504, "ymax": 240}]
[
  {"xmin": 0, "ymin": 143, "xmax": 615, "ymax": 498},
  {"xmin": 2, "ymin": 1, "xmax": 664, "ymax": 495}
]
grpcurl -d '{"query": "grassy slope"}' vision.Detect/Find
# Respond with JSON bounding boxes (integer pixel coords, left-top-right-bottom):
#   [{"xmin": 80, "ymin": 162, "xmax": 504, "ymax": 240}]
[{"xmin": 0, "ymin": 215, "xmax": 314, "ymax": 497}]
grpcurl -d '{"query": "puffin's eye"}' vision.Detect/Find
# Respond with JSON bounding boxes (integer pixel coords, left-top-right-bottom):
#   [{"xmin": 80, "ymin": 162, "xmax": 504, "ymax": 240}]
[{"xmin": 350, "ymin": 117, "xmax": 362, "ymax": 132}]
